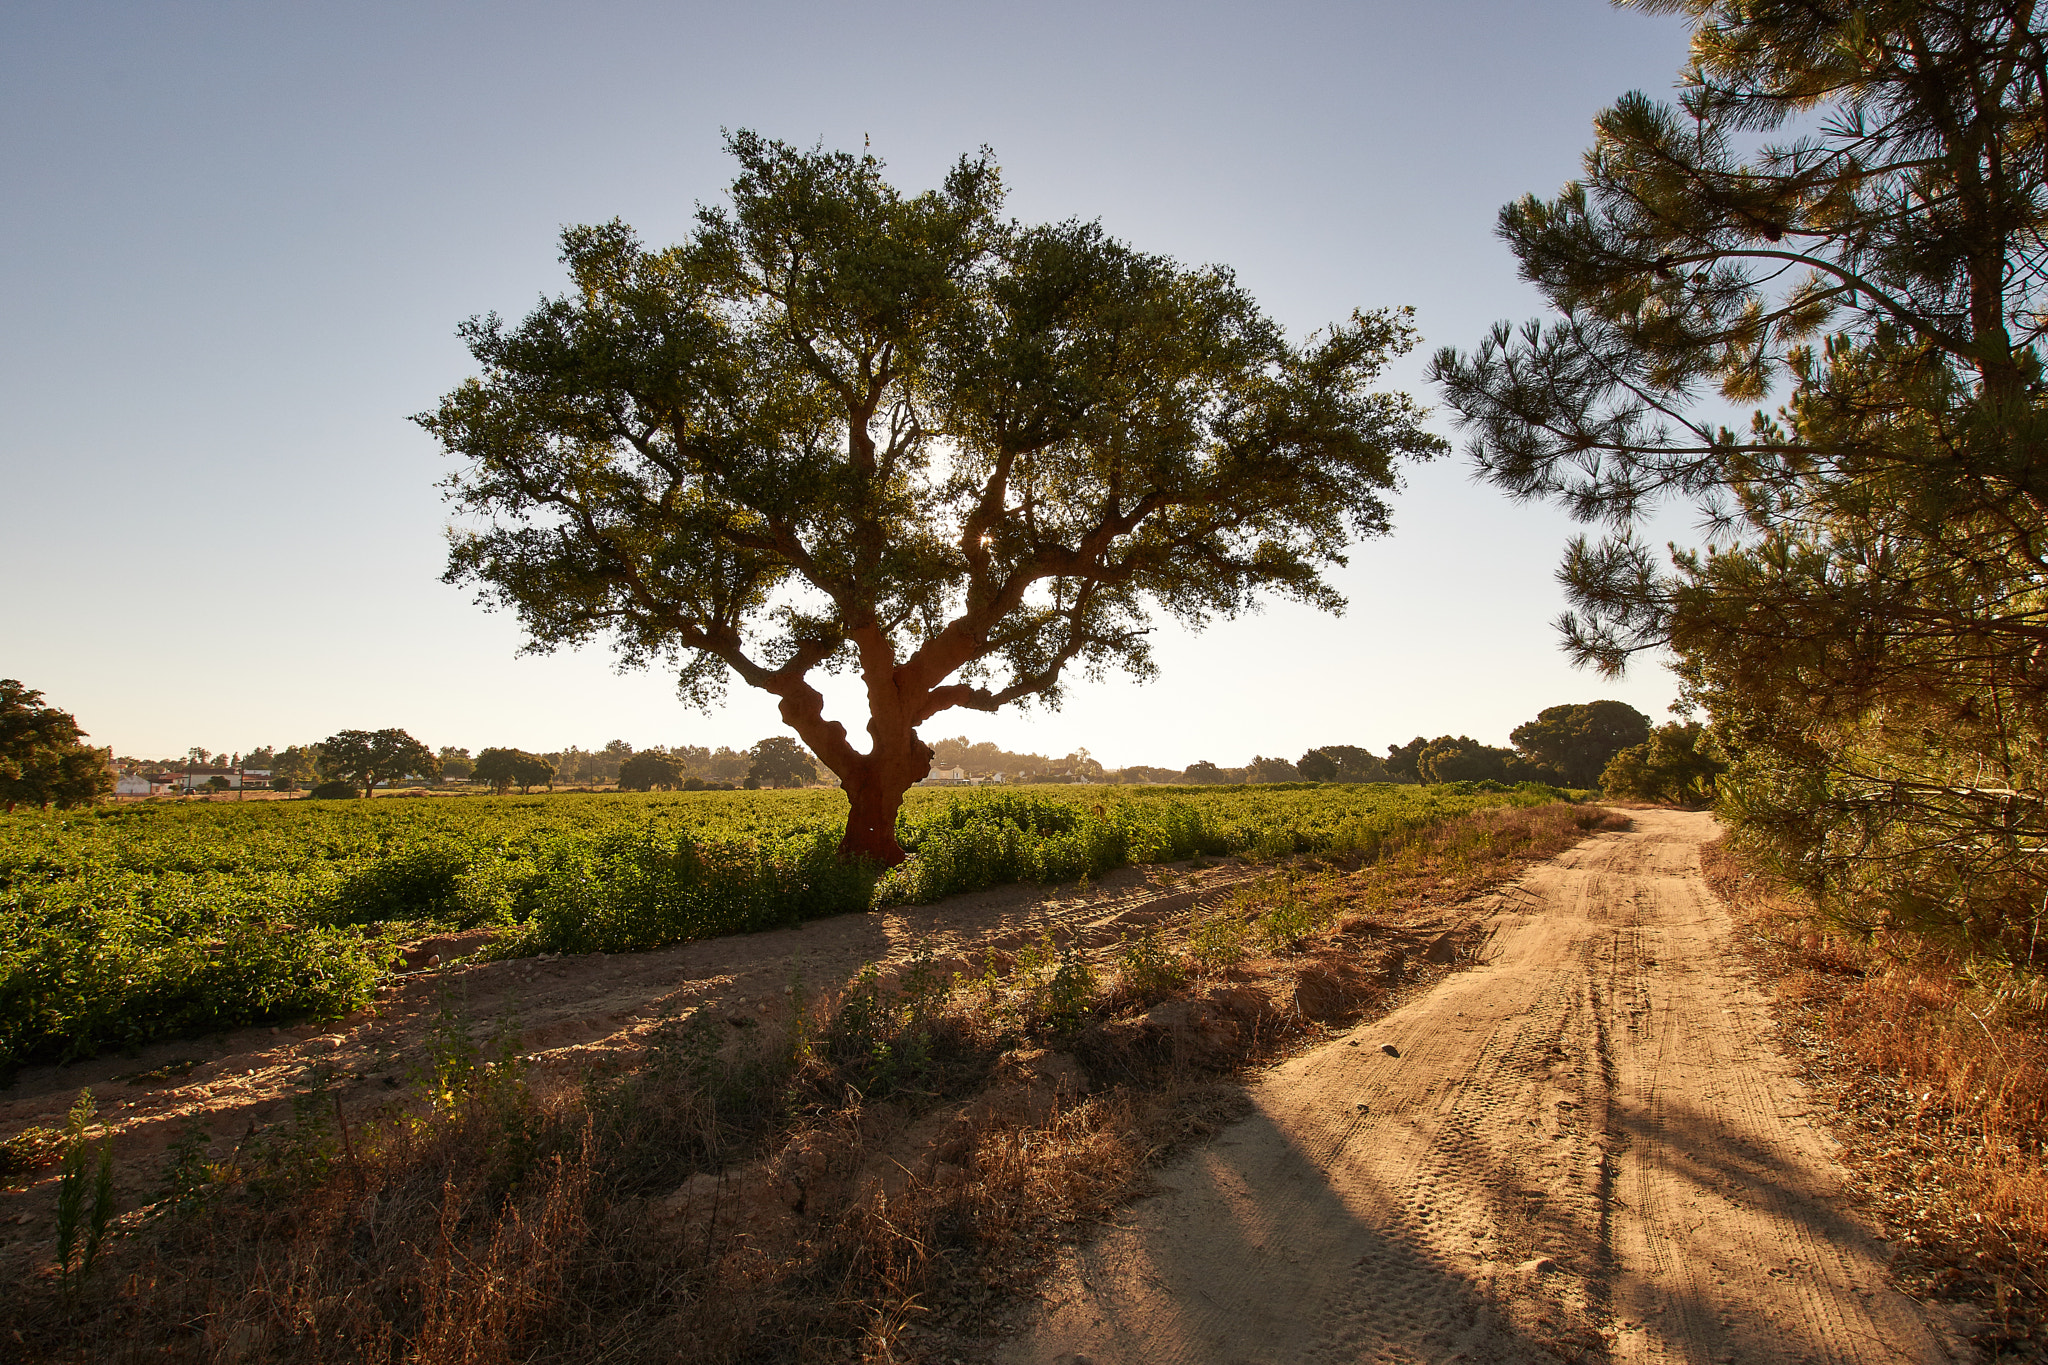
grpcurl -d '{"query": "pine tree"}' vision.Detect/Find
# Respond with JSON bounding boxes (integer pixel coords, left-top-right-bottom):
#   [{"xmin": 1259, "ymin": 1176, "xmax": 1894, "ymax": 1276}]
[{"xmin": 1434, "ymin": 1, "xmax": 2048, "ymax": 956}]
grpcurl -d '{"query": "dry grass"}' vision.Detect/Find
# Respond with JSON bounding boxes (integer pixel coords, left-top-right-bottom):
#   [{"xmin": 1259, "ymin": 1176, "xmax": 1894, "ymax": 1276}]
[
  {"xmin": 1706, "ymin": 842, "xmax": 2048, "ymax": 1361},
  {"xmin": 4, "ymin": 801, "xmax": 1621, "ymax": 1365}
]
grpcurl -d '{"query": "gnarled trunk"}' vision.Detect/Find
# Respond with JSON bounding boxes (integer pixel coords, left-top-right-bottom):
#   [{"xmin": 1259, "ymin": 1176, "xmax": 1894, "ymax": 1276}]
[
  {"xmin": 835, "ymin": 730, "xmax": 934, "ymax": 866},
  {"xmin": 839, "ymin": 769, "xmax": 912, "ymax": 864},
  {"xmin": 769, "ymin": 636, "xmax": 938, "ymax": 868}
]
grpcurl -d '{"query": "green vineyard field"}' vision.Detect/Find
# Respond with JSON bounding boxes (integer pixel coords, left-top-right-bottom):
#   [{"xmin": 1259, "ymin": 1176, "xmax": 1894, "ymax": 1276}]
[{"xmin": 0, "ymin": 781, "xmax": 1565, "ymax": 1072}]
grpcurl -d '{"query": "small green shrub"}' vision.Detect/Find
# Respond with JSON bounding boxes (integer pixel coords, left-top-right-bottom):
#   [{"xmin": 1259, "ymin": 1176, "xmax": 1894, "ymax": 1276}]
[
  {"xmin": 1188, "ymin": 908, "xmax": 1250, "ymax": 970},
  {"xmin": 1115, "ymin": 925, "xmax": 1186, "ymax": 1000},
  {"xmin": 54, "ymin": 1091, "xmax": 117, "ymax": 1295},
  {"xmin": 151, "ymin": 1117, "xmax": 225, "ymax": 1218},
  {"xmin": 305, "ymin": 780, "xmax": 359, "ymax": 800},
  {"xmin": 1041, "ymin": 942, "xmax": 1097, "ymax": 1034}
]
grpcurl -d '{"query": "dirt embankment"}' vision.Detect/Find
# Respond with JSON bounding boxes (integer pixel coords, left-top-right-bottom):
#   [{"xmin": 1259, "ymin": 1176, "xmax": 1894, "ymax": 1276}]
[{"xmin": 1001, "ymin": 809, "xmax": 1966, "ymax": 1365}]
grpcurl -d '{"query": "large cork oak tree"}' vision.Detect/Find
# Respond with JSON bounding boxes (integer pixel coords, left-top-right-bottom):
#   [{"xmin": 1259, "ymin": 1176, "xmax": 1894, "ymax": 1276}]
[{"xmin": 422, "ymin": 134, "xmax": 1442, "ymax": 864}]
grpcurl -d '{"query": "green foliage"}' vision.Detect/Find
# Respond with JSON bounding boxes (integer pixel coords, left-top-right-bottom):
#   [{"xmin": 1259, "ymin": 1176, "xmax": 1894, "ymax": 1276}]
[
  {"xmin": 1186, "ymin": 908, "xmax": 1250, "ymax": 972},
  {"xmin": 747, "ymin": 736, "xmax": 817, "ymax": 789},
  {"xmin": 318, "ymin": 729, "xmax": 438, "ymax": 797},
  {"xmin": 240, "ymin": 1081, "xmax": 344, "ymax": 1199},
  {"xmin": 1600, "ymin": 722, "xmax": 1726, "ymax": 807},
  {"xmin": 1184, "ymin": 871, "xmax": 1351, "ymax": 973},
  {"xmin": 1383, "ymin": 737, "xmax": 1429, "ymax": 783},
  {"xmin": 616, "ymin": 750, "xmax": 686, "ymax": 792},
  {"xmin": 421, "ymin": 132, "xmax": 1444, "ymax": 861},
  {"xmin": 1114, "ymin": 925, "xmax": 1185, "ymax": 1001},
  {"xmin": 54, "ymin": 1091, "xmax": 117, "ymax": 1294},
  {"xmin": 412, "ymin": 1001, "xmax": 526, "ymax": 1124},
  {"xmin": 1244, "ymin": 755, "xmax": 1301, "ymax": 784},
  {"xmin": 0, "ymin": 680, "xmax": 112, "ymax": 813},
  {"xmin": 0, "ymin": 875, "xmax": 394, "ymax": 1072},
  {"xmin": 271, "ymin": 746, "xmax": 320, "ymax": 788},
  {"xmin": 305, "ymin": 780, "xmax": 360, "ymax": 800},
  {"xmin": 0, "ymin": 783, "xmax": 1550, "ymax": 1070},
  {"xmin": 1041, "ymin": 941, "xmax": 1097, "ymax": 1035},
  {"xmin": 328, "ymin": 841, "xmax": 484, "ymax": 926},
  {"xmin": 1416, "ymin": 736, "xmax": 1513, "ymax": 785},
  {"xmin": 151, "ymin": 1117, "xmax": 224, "ymax": 1218},
  {"xmin": 1297, "ymin": 745, "xmax": 1389, "ymax": 783},
  {"xmin": 819, "ymin": 941, "xmax": 965, "ymax": 1095},
  {"xmin": 1395, "ymin": 735, "xmax": 1557, "ymax": 786},
  {"xmin": 1434, "ymin": 2, "xmax": 2048, "ymax": 964},
  {"xmin": 472, "ymin": 747, "xmax": 555, "ymax": 794},
  {"xmin": 494, "ymin": 824, "xmax": 869, "ymax": 957},
  {"xmin": 1510, "ymin": 701, "xmax": 1650, "ymax": 789}
]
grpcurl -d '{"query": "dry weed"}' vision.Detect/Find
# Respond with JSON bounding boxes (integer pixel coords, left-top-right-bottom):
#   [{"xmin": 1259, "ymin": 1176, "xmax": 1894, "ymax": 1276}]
[{"xmin": 1707, "ymin": 842, "xmax": 2048, "ymax": 1361}]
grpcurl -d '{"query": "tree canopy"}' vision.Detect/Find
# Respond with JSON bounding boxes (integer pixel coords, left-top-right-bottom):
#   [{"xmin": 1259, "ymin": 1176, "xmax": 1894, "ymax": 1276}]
[
  {"xmin": 0, "ymin": 681, "xmax": 112, "ymax": 813},
  {"xmin": 1416, "ymin": 736, "xmax": 1513, "ymax": 785},
  {"xmin": 1243, "ymin": 755, "xmax": 1301, "ymax": 784},
  {"xmin": 472, "ymin": 747, "xmax": 556, "ymax": 794},
  {"xmin": 617, "ymin": 750, "xmax": 687, "ymax": 791},
  {"xmin": 318, "ymin": 729, "xmax": 438, "ymax": 798},
  {"xmin": 1433, "ymin": 0, "xmax": 2048, "ymax": 958},
  {"xmin": 1297, "ymin": 744, "xmax": 1389, "ymax": 783},
  {"xmin": 1509, "ymin": 701, "xmax": 1650, "ymax": 788},
  {"xmin": 1383, "ymin": 737, "xmax": 1430, "ymax": 783},
  {"xmin": 1601, "ymin": 721, "xmax": 1727, "ymax": 807},
  {"xmin": 422, "ymin": 134, "xmax": 1443, "ymax": 862},
  {"xmin": 746, "ymin": 736, "xmax": 817, "ymax": 788},
  {"xmin": 270, "ymin": 746, "xmax": 320, "ymax": 790}
]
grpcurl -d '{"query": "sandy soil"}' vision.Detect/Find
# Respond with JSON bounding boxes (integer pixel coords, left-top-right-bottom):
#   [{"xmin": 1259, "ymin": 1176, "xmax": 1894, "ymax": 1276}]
[
  {"xmin": 994, "ymin": 809, "xmax": 1964, "ymax": 1365},
  {"xmin": 0, "ymin": 857, "xmax": 1270, "ymax": 1262}
]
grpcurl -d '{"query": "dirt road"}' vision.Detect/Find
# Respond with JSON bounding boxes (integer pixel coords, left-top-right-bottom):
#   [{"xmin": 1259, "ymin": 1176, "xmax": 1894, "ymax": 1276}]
[{"xmin": 998, "ymin": 809, "xmax": 1958, "ymax": 1365}]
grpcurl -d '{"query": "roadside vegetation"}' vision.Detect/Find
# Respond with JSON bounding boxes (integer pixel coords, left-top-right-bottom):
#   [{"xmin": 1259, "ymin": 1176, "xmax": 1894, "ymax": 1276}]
[
  {"xmin": 2, "ymin": 800, "xmax": 1621, "ymax": 1364},
  {"xmin": 0, "ymin": 781, "xmax": 1567, "ymax": 1075},
  {"xmin": 1709, "ymin": 844, "xmax": 2048, "ymax": 1361}
]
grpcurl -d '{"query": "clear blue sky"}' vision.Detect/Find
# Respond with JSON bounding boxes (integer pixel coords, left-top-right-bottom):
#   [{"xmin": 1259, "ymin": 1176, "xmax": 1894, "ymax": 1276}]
[{"xmin": 2, "ymin": 1, "xmax": 1700, "ymax": 767}]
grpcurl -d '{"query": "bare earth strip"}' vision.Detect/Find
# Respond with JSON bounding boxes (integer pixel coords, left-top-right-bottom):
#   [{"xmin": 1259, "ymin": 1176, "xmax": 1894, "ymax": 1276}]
[{"xmin": 997, "ymin": 809, "xmax": 1959, "ymax": 1365}]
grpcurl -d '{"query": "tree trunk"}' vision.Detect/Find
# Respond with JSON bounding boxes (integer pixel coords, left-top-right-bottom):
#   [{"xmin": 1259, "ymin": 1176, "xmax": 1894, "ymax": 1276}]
[
  {"xmin": 767, "ymin": 645, "xmax": 936, "ymax": 867},
  {"xmin": 839, "ymin": 767, "xmax": 915, "ymax": 864},
  {"xmin": 834, "ymin": 729, "xmax": 935, "ymax": 867}
]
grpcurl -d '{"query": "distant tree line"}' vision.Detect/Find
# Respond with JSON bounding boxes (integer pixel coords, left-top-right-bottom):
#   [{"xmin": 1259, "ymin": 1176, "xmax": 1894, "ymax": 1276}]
[
  {"xmin": 1121, "ymin": 701, "xmax": 1662, "ymax": 793},
  {"xmin": 612, "ymin": 738, "xmax": 819, "ymax": 791},
  {"xmin": 42, "ymin": 689, "xmax": 1677, "ymax": 815}
]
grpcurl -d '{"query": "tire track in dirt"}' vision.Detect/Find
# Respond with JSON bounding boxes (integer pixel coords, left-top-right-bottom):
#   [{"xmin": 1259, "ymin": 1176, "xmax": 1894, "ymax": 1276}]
[{"xmin": 996, "ymin": 810, "xmax": 1957, "ymax": 1365}]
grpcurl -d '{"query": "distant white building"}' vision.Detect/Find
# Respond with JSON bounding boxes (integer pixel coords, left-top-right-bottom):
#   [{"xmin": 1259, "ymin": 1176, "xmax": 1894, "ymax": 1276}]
[
  {"xmin": 918, "ymin": 765, "xmax": 970, "ymax": 786},
  {"xmin": 173, "ymin": 767, "xmax": 268, "ymax": 793}
]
